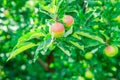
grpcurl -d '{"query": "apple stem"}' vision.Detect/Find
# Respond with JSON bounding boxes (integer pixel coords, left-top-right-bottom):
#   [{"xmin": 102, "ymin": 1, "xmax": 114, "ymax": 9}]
[{"xmin": 54, "ymin": 14, "xmax": 58, "ymax": 22}]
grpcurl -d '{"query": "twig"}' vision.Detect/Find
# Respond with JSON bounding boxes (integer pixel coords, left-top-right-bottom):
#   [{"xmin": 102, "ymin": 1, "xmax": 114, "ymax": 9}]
[{"xmin": 83, "ymin": 9, "xmax": 96, "ymax": 27}]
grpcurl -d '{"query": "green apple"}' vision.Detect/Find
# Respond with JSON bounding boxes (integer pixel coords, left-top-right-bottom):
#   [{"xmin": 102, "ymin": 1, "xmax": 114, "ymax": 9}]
[
  {"xmin": 93, "ymin": 25, "xmax": 99, "ymax": 29},
  {"xmin": 85, "ymin": 70, "xmax": 94, "ymax": 79},
  {"xmin": 85, "ymin": 52, "xmax": 93, "ymax": 60},
  {"xmin": 78, "ymin": 76, "xmax": 85, "ymax": 80},
  {"xmin": 82, "ymin": 60, "xmax": 89, "ymax": 68}
]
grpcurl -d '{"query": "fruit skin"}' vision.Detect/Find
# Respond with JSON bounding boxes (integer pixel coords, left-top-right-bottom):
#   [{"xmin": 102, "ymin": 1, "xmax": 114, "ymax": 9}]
[
  {"xmin": 63, "ymin": 15, "xmax": 74, "ymax": 27},
  {"xmin": 85, "ymin": 70, "xmax": 94, "ymax": 79},
  {"xmin": 50, "ymin": 22, "xmax": 65, "ymax": 38},
  {"xmin": 85, "ymin": 52, "xmax": 93, "ymax": 60},
  {"xmin": 104, "ymin": 45, "xmax": 118, "ymax": 57}
]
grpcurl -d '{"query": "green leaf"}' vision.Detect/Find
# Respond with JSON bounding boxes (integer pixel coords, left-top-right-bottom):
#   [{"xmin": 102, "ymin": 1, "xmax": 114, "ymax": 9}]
[
  {"xmin": 13, "ymin": 31, "xmax": 45, "ymax": 50},
  {"xmin": 34, "ymin": 41, "xmax": 44, "ymax": 60},
  {"xmin": 7, "ymin": 42, "xmax": 36, "ymax": 61},
  {"xmin": 85, "ymin": 42, "xmax": 100, "ymax": 48},
  {"xmin": 99, "ymin": 30, "xmax": 110, "ymax": 41},
  {"xmin": 18, "ymin": 32, "xmax": 45, "ymax": 43},
  {"xmin": 44, "ymin": 34, "xmax": 54, "ymax": 48},
  {"xmin": 72, "ymin": 33, "xmax": 82, "ymax": 40},
  {"xmin": 41, "ymin": 34, "xmax": 54, "ymax": 55},
  {"xmin": 40, "ymin": 0, "xmax": 57, "ymax": 14},
  {"xmin": 116, "ymin": 44, "xmax": 120, "ymax": 48},
  {"xmin": 90, "ymin": 48, "xmax": 99, "ymax": 53},
  {"xmin": 58, "ymin": 0, "xmax": 64, "ymax": 10},
  {"xmin": 57, "ymin": 43, "xmax": 71, "ymax": 56},
  {"xmin": 34, "ymin": 34, "xmax": 54, "ymax": 60},
  {"xmin": 76, "ymin": 32, "xmax": 105, "ymax": 44},
  {"xmin": 69, "ymin": 41, "xmax": 84, "ymax": 51},
  {"xmin": 64, "ymin": 26, "xmax": 73, "ymax": 37}
]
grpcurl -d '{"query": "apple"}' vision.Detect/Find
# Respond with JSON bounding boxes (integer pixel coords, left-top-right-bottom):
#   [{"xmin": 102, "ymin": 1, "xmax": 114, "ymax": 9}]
[
  {"xmin": 63, "ymin": 15, "xmax": 74, "ymax": 27},
  {"xmin": 85, "ymin": 52, "xmax": 93, "ymax": 60},
  {"xmin": 85, "ymin": 70, "xmax": 94, "ymax": 79},
  {"xmin": 93, "ymin": 25, "xmax": 99, "ymax": 29},
  {"xmin": 111, "ymin": 66, "xmax": 117, "ymax": 72},
  {"xmin": 78, "ymin": 76, "xmax": 85, "ymax": 80},
  {"xmin": 104, "ymin": 45, "xmax": 118, "ymax": 57},
  {"xmin": 82, "ymin": 60, "xmax": 89, "ymax": 68},
  {"xmin": 49, "ymin": 22, "xmax": 65, "ymax": 38}
]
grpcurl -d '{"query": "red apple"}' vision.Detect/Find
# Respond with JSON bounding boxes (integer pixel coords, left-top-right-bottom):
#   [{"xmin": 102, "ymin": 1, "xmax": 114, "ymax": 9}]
[
  {"xmin": 104, "ymin": 45, "xmax": 118, "ymax": 57},
  {"xmin": 63, "ymin": 15, "xmax": 74, "ymax": 27},
  {"xmin": 50, "ymin": 22, "xmax": 65, "ymax": 38}
]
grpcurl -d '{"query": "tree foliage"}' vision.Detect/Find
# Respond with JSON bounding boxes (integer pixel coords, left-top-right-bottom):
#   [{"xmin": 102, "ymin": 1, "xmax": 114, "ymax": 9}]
[{"xmin": 0, "ymin": 0, "xmax": 120, "ymax": 80}]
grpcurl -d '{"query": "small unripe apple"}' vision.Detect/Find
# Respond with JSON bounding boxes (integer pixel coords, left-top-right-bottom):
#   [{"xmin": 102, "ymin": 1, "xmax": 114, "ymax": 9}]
[
  {"xmin": 63, "ymin": 15, "xmax": 74, "ymax": 27},
  {"xmin": 85, "ymin": 52, "xmax": 93, "ymax": 60},
  {"xmin": 85, "ymin": 70, "xmax": 94, "ymax": 79},
  {"xmin": 50, "ymin": 22, "xmax": 65, "ymax": 38},
  {"xmin": 78, "ymin": 76, "xmax": 85, "ymax": 80},
  {"xmin": 82, "ymin": 60, "xmax": 89, "ymax": 68},
  {"xmin": 93, "ymin": 25, "xmax": 99, "ymax": 29},
  {"xmin": 104, "ymin": 45, "xmax": 118, "ymax": 57}
]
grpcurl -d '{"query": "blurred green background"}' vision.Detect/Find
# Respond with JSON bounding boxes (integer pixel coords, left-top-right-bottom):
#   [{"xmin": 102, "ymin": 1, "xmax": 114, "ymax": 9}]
[{"xmin": 0, "ymin": 0, "xmax": 120, "ymax": 80}]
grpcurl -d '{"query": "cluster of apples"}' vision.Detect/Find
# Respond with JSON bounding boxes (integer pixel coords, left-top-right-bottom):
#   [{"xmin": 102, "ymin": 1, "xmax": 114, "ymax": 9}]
[
  {"xmin": 81, "ymin": 45, "xmax": 119, "ymax": 80},
  {"xmin": 49, "ymin": 15, "xmax": 74, "ymax": 38},
  {"xmin": 84, "ymin": 45, "xmax": 118, "ymax": 59},
  {"xmin": 84, "ymin": 45, "xmax": 118, "ymax": 60},
  {"xmin": 49, "ymin": 15, "xmax": 119, "ymax": 58}
]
